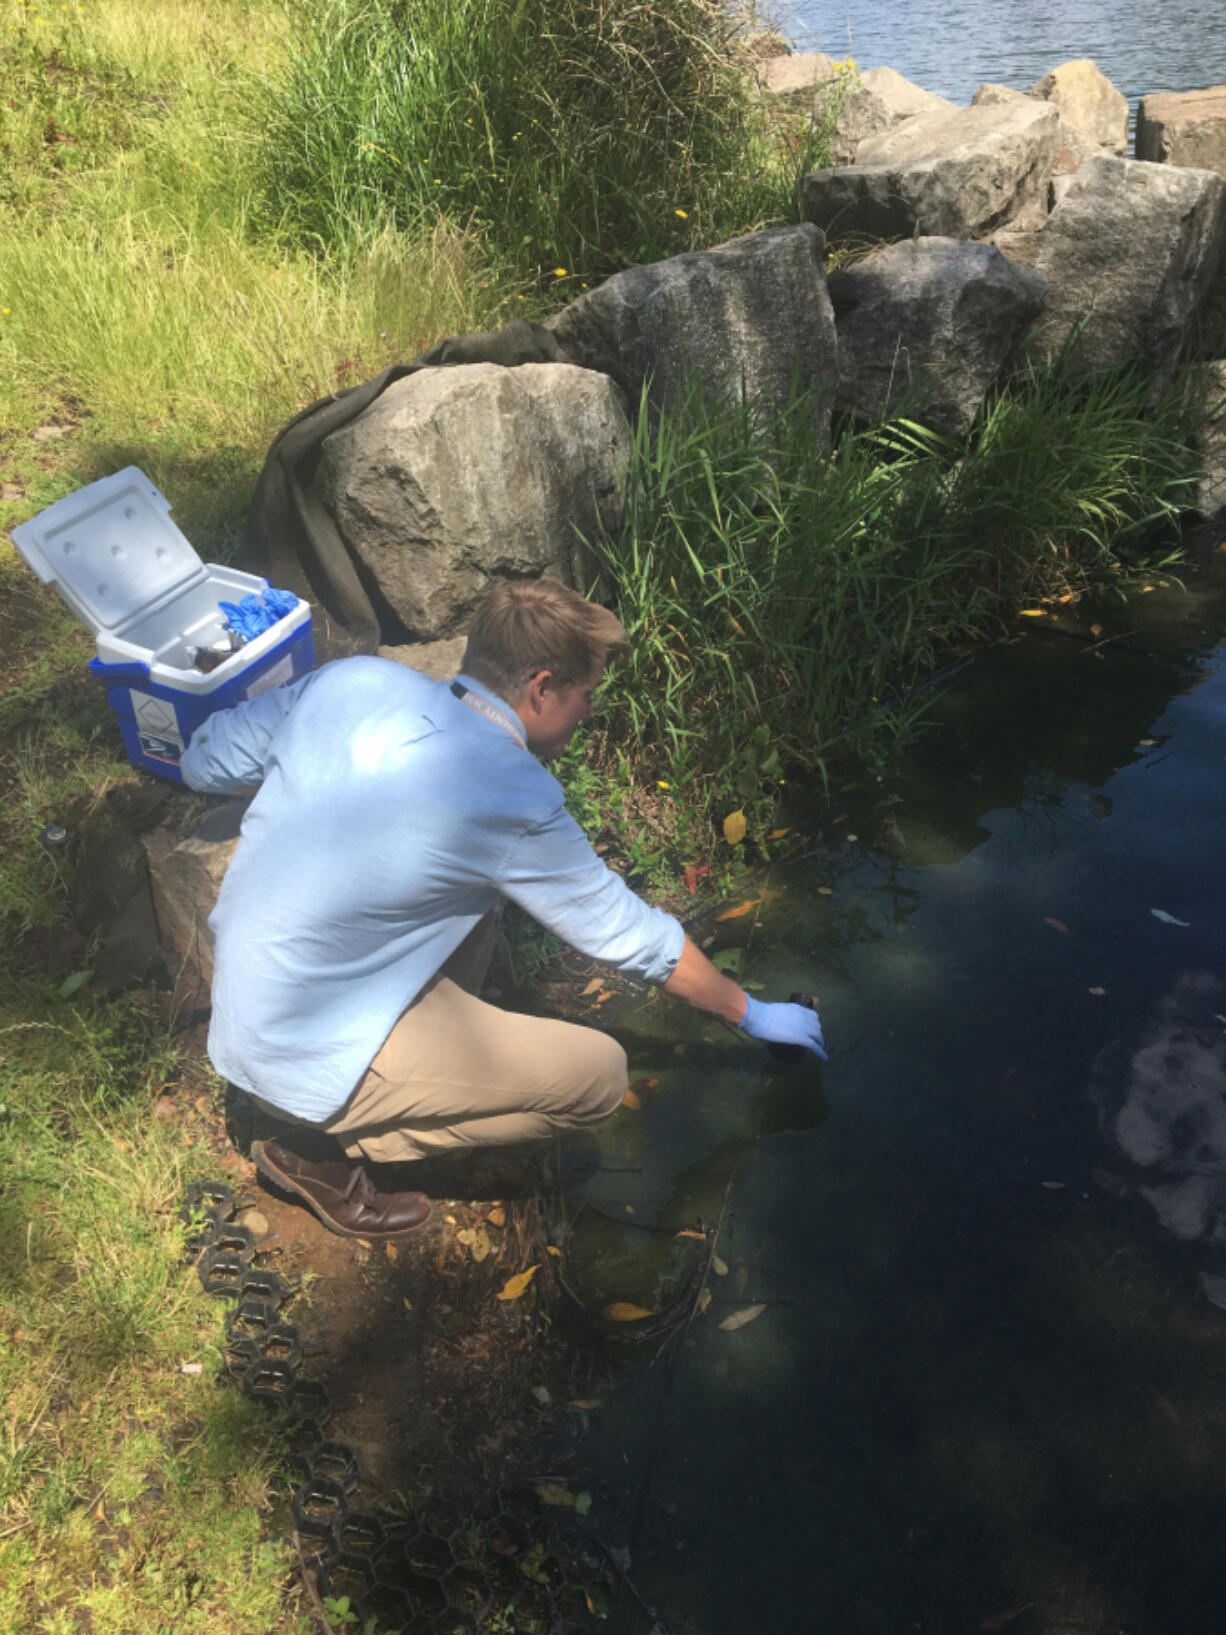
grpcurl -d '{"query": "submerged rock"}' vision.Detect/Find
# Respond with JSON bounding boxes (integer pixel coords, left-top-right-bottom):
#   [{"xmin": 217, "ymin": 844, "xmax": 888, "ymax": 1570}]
[
  {"xmin": 319, "ymin": 363, "xmax": 630, "ymax": 640},
  {"xmin": 829, "ymin": 237, "xmax": 1046, "ymax": 435}
]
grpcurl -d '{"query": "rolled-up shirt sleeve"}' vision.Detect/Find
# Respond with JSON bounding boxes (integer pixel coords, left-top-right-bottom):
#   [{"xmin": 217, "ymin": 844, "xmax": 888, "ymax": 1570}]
[
  {"xmin": 500, "ymin": 802, "xmax": 684, "ymax": 985},
  {"xmin": 181, "ymin": 673, "xmax": 318, "ymax": 795}
]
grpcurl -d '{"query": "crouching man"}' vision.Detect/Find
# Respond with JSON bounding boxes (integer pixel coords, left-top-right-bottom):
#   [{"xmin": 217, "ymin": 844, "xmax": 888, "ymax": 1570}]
[{"xmin": 181, "ymin": 577, "xmax": 825, "ymax": 1240}]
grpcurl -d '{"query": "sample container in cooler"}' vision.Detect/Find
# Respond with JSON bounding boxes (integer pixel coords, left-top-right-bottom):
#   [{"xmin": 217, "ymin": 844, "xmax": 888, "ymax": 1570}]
[{"xmin": 11, "ymin": 466, "xmax": 314, "ymax": 783}]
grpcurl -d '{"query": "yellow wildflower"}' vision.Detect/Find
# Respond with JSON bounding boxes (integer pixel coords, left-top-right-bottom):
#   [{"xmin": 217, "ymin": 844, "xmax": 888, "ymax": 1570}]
[
  {"xmin": 553, "ymin": 267, "xmax": 566, "ymax": 277},
  {"xmin": 656, "ymin": 780, "xmax": 670, "ymax": 790},
  {"xmin": 674, "ymin": 208, "xmax": 688, "ymax": 219}
]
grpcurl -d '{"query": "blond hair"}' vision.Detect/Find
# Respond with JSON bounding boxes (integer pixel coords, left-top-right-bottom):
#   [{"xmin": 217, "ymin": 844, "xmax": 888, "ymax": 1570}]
[{"xmin": 462, "ymin": 578, "xmax": 627, "ymax": 698}]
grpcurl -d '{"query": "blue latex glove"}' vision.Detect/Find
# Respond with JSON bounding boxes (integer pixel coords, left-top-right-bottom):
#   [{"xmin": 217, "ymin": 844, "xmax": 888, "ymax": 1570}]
[
  {"xmin": 740, "ymin": 994, "xmax": 827, "ymax": 1060},
  {"xmin": 219, "ymin": 587, "xmax": 298, "ymax": 642}
]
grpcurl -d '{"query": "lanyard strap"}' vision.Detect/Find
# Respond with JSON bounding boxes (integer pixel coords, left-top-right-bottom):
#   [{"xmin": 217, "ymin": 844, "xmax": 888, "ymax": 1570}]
[{"xmin": 450, "ymin": 680, "xmax": 524, "ymax": 746}]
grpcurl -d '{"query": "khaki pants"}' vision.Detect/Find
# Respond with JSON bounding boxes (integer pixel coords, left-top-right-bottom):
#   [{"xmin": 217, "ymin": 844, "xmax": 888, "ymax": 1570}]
[{"xmin": 270, "ymin": 915, "xmax": 628, "ymax": 1164}]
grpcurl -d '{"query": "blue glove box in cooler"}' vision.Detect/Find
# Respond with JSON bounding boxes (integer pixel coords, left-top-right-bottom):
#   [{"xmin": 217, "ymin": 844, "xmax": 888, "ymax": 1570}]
[{"xmin": 11, "ymin": 466, "xmax": 314, "ymax": 783}]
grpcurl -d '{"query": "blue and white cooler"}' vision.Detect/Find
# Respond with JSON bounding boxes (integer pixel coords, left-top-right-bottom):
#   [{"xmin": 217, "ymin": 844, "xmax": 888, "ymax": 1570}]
[{"xmin": 11, "ymin": 466, "xmax": 314, "ymax": 783}]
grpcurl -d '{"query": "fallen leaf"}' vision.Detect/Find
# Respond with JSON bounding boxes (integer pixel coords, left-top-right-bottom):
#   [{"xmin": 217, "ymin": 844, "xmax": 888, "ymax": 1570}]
[
  {"xmin": 470, "ymin": 1229, "xmax": 492, "ymax": 1262},
  {"xmin": 575, "ymin": 1491, "xmax": 592, "ymax": 1516},
  {"xmin": 1056, "ymin": 591, "xmax": 1075, "ymax": 604},
  {"xmin": 592, "ymin": 988, "xmax": 613, "ymax": 1005},
  {"xmin": 1090, "ymin": 623, "xmax": 1103, "ymax": 636},
  {"xmin": 1018, "ymin": 608, "xmax": 1046, "ymax": 617},
  {"xmin": 1138, "ymin": 584, "xmax": 1155, "ymax": 593},
  {"xmin": 818, "ymin": 886, "xmax": 833, "ymax": 896},
  {"xmin": 1088, "ymin": 986, "xmax": 1106, "ymax": 996},
  {"xmin": 767, "ymin": 827, "xmax": 791, "ymax": 840},
  {"xmin": 535, "ymin": 1481, "xmax": 576, "ymax": 1507},
  {"xmin": 1152, "ymin": 908, "xmax": 1190, "ymax": 926},
  {"xmin": 719, "ymin": 1303, "xmax": 766, "ymax": 1332},
  {"xmin": 1041, "ymin": 1181, "xmax": 1065, "ymax": 1190},
  {"xmin": 621, "ymin": 1089, "xmax": 642, "ymax": 1111},
  {"xmin": 625, "ymin": 1205, "xmax": 635, "ymax": 1214},
  {"xmin": 384, "ymin": 1242, "xmax": 398, "ymax": 1262},
  {"xmin": 716, "ymin": 897, "xmax": 762, "ymax": 921},
  {"xmin": 629, "ymin": 1077, "xmax": 658, "ymax": 1093},
  {"xmin": 602, "ymin": 1301, "xmax": 655, "ymax": 1322},
  {"xmin": 91, "ymin": 1496, "xmax": 107, "ymax": 1524},
  {"xmin": 497, "ymin": 1265, "xmax": 539, "ymax": 1301},
  {"xmin": 723, "ymin": 808, "xmax": 747, "ymax": 846},
  {"xmin": 683, "ymin": 865, "xmax": 699, "ymax": 893},
  {"xmin": 712, "ymin": 1254, "xmax": 729, "ymax": 1277},
  {"xmin": 486, "ymin": 1206, "xmax": 506, "ymax": 1228},
  {"xmin": 455, "ymin": 1227, "xmax": 477, "ymax": 1246},
  {"xmin": 697, "ymin": 1287, "xmax": 712, "ymax": 1313},
  {"xmin": 1044, "ymin": 917, "xmax": 1069, "ymax": 934},
  {"xmin": 571, "ymin": 1398, "xmax": 605, "ymax": 1410},
  {"xmin": 444, "ymin": 1214, "xmax": 456, "ymax": 1225},
  {"xmin": 845, "ymin": 833, "xmax": 858, "ymax": 842},
  {"xmin": 403, "ymin": 1297, "xmax": 413, "ymax": 1310},
  {"xmin": 979, "ymin": 1605, "xmax": 1035, "ymax": 1633},
  {"xmin": 546, "ymin": 1245, "xmax": 562, "ymax": 1258},
  {"xmin": 676, "ymin": 1228, "xmax": 706, "ymax": 1241},
  {"xmin": 582, "ymin": 977, "xmax": 602, "ymax": 996},
  {"xmin": 531, "ymin": 1385, "xmax": 552, "ymax": 1405}
]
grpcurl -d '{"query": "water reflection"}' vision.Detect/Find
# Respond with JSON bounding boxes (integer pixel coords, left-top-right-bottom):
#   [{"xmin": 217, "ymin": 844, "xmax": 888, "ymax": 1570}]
[{"xmin": 563, "ymin": 584, "xmax": 1226, "ymax": 1635}]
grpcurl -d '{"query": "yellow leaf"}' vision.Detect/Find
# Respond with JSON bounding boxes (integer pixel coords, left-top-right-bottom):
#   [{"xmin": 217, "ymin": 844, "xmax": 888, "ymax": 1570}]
[
  {"xmin": 697, "ymin": 1287, "xmax": 713, "ymax": 1313},
  {"xmin": 980, "ymin": 1605, "xmax": 1035, "ymax": 1633},
  {"xmin": 719, "ymin": 1303, "xmax": 766, "ymax": 1331},
  {"xmin": 716, "ymin": 897, "xmax": 762, "ymax": 921},
  {"xmin": 570, "ymin": 1398, "xmax": 605, "ymax": 1410},
  {"xmin": 1090, "ymin": 623, "xmax": 1103, "ymax": 636},
  {"xmin": 470, "ymin": 1229, "xmax": 492, "ymax": 1262},
  {"xmin": 535, "ymin": 1481, "xmax": 576, "ymax": 1507},
  {"xmin": 546, "ymin": 1244, "xmax": 563, "ymax": 1258},
  {"xmin": 767, "ymin": 827, "xmax": 791, "ymax": 840},
  {"xmin": 497, "ymin": 1265, "xmax": 539, "ymax": 1301},
  {"xmin": 384, "ymin": 1243, "xmax": 398, "ymax": 1262},
  {"xmin": 621, "ymin": 1088, "xmax": 642, "ymax": 1111},
  {"xmin": 582, "ymin": 977, "xmax": 602, "ymax": 996},
  {"xmin": 1018, "ymin": 608, "xmax": 1046, "ymax": 617},
  {"xmin": 486, "ymin": 1206, "xmax": 506, "ymax": 1228},
  {"xmin": 723, "ymin": 808, "xmax": 747, "ymax": 846},
  {"xmin": 712, "ymin": 1254, "xmax": 729, "ymax": 1277},
  {"xmin": 602, "ymin": 1301, "xmax": 655, "ymax": 1322},
  {"xmin": 818, "ymin": 886, "xmax": 833, "ymax": 896},
  {"xmin": 676, "ymin": 1228, "xmax": 706, "ymax": 1241}
]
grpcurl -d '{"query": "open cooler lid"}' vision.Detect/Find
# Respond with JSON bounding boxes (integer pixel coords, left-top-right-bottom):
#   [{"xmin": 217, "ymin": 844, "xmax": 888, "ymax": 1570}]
[{"xmin": 10, "ymin": 466, "xmax": 208, "ymax": 637}]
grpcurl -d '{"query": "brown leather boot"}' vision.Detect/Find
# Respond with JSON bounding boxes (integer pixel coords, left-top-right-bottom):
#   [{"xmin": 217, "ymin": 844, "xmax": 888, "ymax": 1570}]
[{"xmin": 254, "ymin": 1139, "xmax": 431, "ymax": 1239}]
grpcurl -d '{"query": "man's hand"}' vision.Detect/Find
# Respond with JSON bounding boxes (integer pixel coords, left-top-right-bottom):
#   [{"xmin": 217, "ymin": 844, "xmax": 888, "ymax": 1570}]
[{"xmin": 739, "ymin": 995, "xmax": 827, "ymax": 1059}]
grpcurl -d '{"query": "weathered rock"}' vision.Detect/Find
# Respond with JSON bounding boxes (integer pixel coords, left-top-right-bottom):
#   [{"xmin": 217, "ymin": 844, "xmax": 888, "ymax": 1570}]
[
  {"xmin": 971, "ymin": 83, "xmax": 1028, "ymax": 108},
  {"xmin": 829, "ymin": 237, "xmax": 1046, "ymax": 435},
  {"xmin": 801, "ymin": 101, "xmax": 1060, "ymax": 241},
  {"xmin": 1025, "ymin": 156, "xmax": 1226, "ymax": 394},
  {"xmin": 319, "ymin": 363, "xmax": 630, "ymax": 641},
  {"xmin": 754, "ymin": 50, "xmax": 835, "ymax": 106},
  {"xmin": 549, "ymin": 225, "xmax": 839, "ymax": 434},
  {"xmin": 69, "ymin": 780, "xmax": 177, "ymax": 990},
  {"xmin": 829, "ymin": 65, "xmax": 955, "ymax": 165},
  {"xmin": 1029, "ymin": 58, "xmax": 1129, "ymax": 171},
  {"xmin": 1136, "ymin": 86, "xmax": 1226, "ymax": 178},
  {"xmin": 377, "ymin": 634, "xmax": 468, "ymax": 679},
  {"xmin": 1193, "ymin": 360, "xmax": 1226, "ymax": 518},
  {"xmin": 142, "ymin": 801, "xmax": 246, "ymax": 997}
]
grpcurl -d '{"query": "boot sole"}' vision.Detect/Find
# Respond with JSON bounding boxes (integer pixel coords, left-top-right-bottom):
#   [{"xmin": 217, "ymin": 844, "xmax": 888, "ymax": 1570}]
[{"xmin": 252, "ymin": 1141, "xmax": 431, "ymax": 1239}]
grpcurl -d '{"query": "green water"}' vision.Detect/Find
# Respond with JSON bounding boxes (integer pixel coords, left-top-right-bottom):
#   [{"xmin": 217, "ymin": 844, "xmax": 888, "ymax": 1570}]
[{"xmin": 564, "ymin": 562, "xmax": 1226, "ymax": 1635}]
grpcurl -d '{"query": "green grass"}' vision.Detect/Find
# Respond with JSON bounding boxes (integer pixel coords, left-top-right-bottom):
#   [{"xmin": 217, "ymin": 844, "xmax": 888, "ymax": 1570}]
[
  {"xmin": 253, "ymin": 0, "xmax": 822, "ymax": 284},
  {"xmin": 578, "ymin": 354, "xmax": 1200, "ymax": 856}
]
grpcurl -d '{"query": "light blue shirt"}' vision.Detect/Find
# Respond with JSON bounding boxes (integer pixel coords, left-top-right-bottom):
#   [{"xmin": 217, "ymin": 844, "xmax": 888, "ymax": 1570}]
[{"xmin": 180, "ymin": 657, "xmax": 684, "ymax": 1121}]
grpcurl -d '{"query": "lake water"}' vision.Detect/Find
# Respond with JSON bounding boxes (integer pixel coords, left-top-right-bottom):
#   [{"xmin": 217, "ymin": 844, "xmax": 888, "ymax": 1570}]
[
  {"xmin": 560, "ymin": 561, "xmax": 1226, "ymax": 1634},
  {"xmin": 783, "ymin": 0, "xmax": 1226, "ymax": 110}
]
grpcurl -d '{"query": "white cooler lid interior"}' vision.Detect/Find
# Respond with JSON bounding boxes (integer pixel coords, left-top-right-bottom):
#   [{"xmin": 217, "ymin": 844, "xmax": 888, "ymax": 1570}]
[{"xmin": 10, "ymin": 466, "xmax": 206, "ymax": 636}]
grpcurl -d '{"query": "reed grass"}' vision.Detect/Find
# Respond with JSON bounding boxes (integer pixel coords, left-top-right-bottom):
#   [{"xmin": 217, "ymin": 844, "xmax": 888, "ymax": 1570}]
[
  {"xmin": 585, "ymin": 357, "xmax": 1198, "ymax": 847},
  {"xmin": 254, "ymin": 0, "xmax": 808, "ymax": 282}
]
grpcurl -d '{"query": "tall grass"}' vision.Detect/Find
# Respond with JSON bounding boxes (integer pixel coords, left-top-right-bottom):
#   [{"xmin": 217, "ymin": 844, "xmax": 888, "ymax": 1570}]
[
  {"xmin": 588, "ymin": 359, "xmax": 1198, "ymax": 839},
  {"xmin": 255, "ymin": 0, "xmax": 799, "ymax": 280}
]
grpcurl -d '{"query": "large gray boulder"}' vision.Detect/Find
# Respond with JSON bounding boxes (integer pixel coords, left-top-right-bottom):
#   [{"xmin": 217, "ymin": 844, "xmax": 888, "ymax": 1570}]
[
  {"xmin": 1024, "ymin": 156, "xmax": 1226, "ymax": 394},
  {"xmin": 1030, "ymin": 59, "xmax": 1129, "ymax": 170},
  {"xmin": 319, "ymin": 363, "xmax": 630, "ymax": 640},
  {"xmin": 829, "ymin": 65, "xmax": 955, "ymax": 165},
  {"xmin": 1193, "ymin": 360, "xmax": 1226, "ymax": 519},
  {"xmin": 548, "ymin": 225, "xmax": 839, "ymax": 433},
  {"xmin": 1136, "ymin": 86, "xmax": 1226, "ymax": 178},
  {"xmin": 829, "ymin": 238, "xmax": 1046, "ymax": 435},
  {"xmin": 801, "ymin": 101, "xmax": 1060, "ymax": 241}
]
